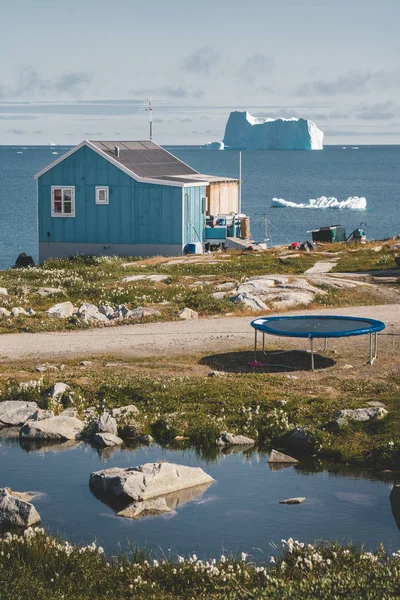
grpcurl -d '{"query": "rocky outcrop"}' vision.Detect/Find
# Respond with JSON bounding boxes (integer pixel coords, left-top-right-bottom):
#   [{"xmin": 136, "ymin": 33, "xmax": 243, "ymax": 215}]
[
  {"xmin": 230, "ymin": 292, "xmax": 268, "ymax": 311},
  {"xmin": 37, "ymin": 287, "xmax": 64, "ymax": 297},
  {"xmin": 77, "ymin": 303, "xmax": 109, "ymax": 323},
  {"xmin": 89, "ymin": 462, "xmax": 214, "ymax": 502},
  {"xmin": 91, "ymin": 413, "xmax": 118, "ymax": 436},
  {"xmin": 216, "ymin": 432, "xmax": 255, "ymax": 446},
  {"xmin": 20, "ymin": 415, "xmax": 85, "ymax": 441},
  {"xmin": 0, "ymin": 401, "xmax": 38, "ymax": 427},
  {"xmin": 122, "ymin": 274, "xmax": 168, "ymax": 283},
  {"xmin": 0, "ymin": 488, "xmax": 41, "ymax": 529},
  {"xmin": 338, "ymin": 408, "xmax": 388, "ymax": 422},
  {"xmin": 47, "ymin": 301, "xmax": 74, "ymax": 319},
  {"xmin": 279, "ymin": 497, "xmax": 306, "ymax": 505},
  {"xmin": 268, "ymin": 449, "xmax": 298, "ymax": 464},
  {"xmin": 0, "ymin": 307, "xmax": 11, "ymax": 318}
]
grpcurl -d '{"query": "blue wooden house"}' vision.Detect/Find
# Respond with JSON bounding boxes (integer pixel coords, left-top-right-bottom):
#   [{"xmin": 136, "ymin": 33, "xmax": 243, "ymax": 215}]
[{"xmin": 35, "ymin": 140, "xmax": 246, "ymax": 261}]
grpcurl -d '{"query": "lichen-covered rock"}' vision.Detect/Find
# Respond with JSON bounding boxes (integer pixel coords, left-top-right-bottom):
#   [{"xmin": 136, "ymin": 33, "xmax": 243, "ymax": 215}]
[
  {"xmin": 47, "ymin": 301, "xmax": 74, "ymax": 319},
  {"xmin": 337, "ymin": 408, "xmax": 388, "ymax": 422},
  {"xmin": 216, "ymin": 432, "xmax": 255, "ymax": 446},
  {"xmin": 0, "ymin": 488, "xmax": 41, "ymax": 529},
  {"xmin": 29, "ymin": 409, "xmax": 55, "ymax": 421},
  {"xmin": 229, "ymin": 292, "xmax": 268, "ymax": 311},
  {"xmin": 0, "ymin": 401, "xmax": 38, "ymax": 427},
  {"xmin": 0, "ymin": 288, "xmax": 8, "ymax": 296},
  {"xmin": 89, "ymin": 462, "xmax": 214, "ymax": 502},
  {"xmin": 20, "ymin": 416, "xmax": 84, "ymax": 442},
  {"xmin": 268, "ymin": 449, "xmax": 298, "ymax": 464},
  {"xmin": 0, "ymin": 307, "xmax": 11, "ymax": 318}
]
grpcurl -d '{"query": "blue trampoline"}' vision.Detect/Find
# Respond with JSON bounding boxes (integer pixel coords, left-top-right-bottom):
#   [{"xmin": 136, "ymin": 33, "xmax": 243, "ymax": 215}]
[{"xmin": 250, "ymin": 315, "xmax": 385, "ymax": 371}]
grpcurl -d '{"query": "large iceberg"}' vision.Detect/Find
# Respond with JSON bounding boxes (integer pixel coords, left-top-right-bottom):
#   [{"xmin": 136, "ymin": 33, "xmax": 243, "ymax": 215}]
[{"xmin": 221, "ymin": 111, "xmax": 324, "ymax": 150}]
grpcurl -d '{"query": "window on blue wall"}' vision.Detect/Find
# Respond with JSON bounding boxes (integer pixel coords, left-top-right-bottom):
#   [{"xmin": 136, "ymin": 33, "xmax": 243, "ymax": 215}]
[
  {"xmin": 51, "ymin": 187, "xmax": 75, "ymax": 217},
  {"xmin": 95, "ymin": 186, "xmax": 109, "ymax": 205}
]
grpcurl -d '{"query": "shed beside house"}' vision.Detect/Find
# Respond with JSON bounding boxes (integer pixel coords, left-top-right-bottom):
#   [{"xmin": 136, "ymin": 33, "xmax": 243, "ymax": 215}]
[{"xmin": 35, "ymin": 140, "xmax": 246, "ymax": 261}]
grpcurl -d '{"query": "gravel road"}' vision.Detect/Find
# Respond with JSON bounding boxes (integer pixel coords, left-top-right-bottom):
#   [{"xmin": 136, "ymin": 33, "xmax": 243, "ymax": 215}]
[{"xmin": 0, "ymin": 304, "xmax": 398, "ymax": 361}]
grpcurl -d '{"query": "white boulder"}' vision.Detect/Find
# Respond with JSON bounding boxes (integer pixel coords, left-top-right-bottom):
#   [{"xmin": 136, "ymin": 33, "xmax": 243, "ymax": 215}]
[
  {"xmin": 179, "ymin": 307, "xmax": 198, "ymax": 320},
  {"xmin": 92, "ymin": 432, "xmax": 123, "ymax": 447},
  {"xmin": 0, "ymin": 488, "xmax": 41, "ymax": 529},
  {"xmin": 268, "ymin": 449, "xmax": 298, "ymax": 464},
  {"xmin": 0, "ymin": 401, "xmax": 38, "ymax": 427},
  {"xmin": 0, "ymin": 288, "xmax": 8, "ymax": 296},
  {"xmin": 47, "ymin": 301, "xmax": 74, "ymax": 319},
  {"xmin": 89, "ymin": 462, "xmax": 214, "ymax": 502},
  {"xmin": 20, "ymin": 416, "xmax": 85, "ymax": 441},
  {"xmin": 49, "ymin": 382, "xmax": 69, "ymax": 399},
  {"xmin": 77, "ymin": 303, "xmax": 109, "ymax": 323},
  {"xmin": 0, "ymin": 308, "xmax": 11, "ymax": 318}
]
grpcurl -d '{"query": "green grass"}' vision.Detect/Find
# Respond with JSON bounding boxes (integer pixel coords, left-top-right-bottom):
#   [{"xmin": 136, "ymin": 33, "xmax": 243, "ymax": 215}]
[
  {"xmin": 0, "ymin": 243, "xmax": 397, "ymax": 334},
  {"xmin": 3, "ymin": 362, "xmax": 400, "ymax": 468},
  {"xmin": 1, "ymin": 530, "xmax": 399, "ymax": 599}
]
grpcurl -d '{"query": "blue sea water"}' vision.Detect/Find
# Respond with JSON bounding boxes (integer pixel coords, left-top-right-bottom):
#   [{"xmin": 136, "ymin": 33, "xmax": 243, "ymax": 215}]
[{"xmin": 0, "ymin": 145, "xmax": 399, "ymax": 270}]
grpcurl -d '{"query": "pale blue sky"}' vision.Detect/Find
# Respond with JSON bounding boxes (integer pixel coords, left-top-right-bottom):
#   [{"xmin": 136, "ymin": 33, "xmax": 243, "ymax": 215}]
[{"xmin": 1, "ymin": 0, "xmax": 399, "ymax": 144}]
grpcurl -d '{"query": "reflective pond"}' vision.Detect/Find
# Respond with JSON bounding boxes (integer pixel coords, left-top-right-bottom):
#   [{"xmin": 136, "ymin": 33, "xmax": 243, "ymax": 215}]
[{"xmin": 1, "ymin": 431, "xmax": 399, "ymax": 558}]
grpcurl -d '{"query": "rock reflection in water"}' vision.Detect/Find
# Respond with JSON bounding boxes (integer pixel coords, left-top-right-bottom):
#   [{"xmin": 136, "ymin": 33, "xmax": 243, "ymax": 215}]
[
  {"xmin": 390, "ymin": 486, "xmax": 400, "ymax": 530},
  {"xmin": 92, "ymin": 481, "xmax": 213, "ymax": 520}
]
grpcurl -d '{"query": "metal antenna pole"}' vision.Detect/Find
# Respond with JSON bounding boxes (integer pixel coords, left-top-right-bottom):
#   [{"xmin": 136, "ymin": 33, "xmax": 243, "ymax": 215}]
[
  {"xmin": 239, "ymin": 151, "xmax": 242, "ymax": 213},
  {"xmin": 146, "ymin": 97, "xmax": 153, "ymax": 140},
  {"xmin": 264, "ymin": 214, "xmax": 268, "ymax": 248}
]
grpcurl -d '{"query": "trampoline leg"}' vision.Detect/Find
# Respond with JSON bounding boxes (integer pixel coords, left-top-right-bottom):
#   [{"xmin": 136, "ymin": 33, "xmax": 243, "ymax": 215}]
[
  {"xmin": 324, "ymin": 338, "xmax": 328, "ymax": 352},
  {"xmin": 369, "ymin": 332, "xmax": 377, "ymax": 365},
  {"xmin": 254, "ymin": 329, "xmax": 257, "ymax": 362},
  {"xmin": 310, "ymin": 338, "xmax": 315, "ymax": 371},
  {"xmin": 262, "ymin": 332, "xmax": 265, "ymax": 355}
]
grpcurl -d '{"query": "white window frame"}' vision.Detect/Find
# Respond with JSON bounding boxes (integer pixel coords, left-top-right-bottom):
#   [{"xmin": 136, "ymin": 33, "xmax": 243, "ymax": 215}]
[
  {"xmin": 95, "ymin": 186, "xmax": 109, "ymax": 205},
  {"xmin": 51, "ymin": 186, "xmax": 75, "ymax": 217}
]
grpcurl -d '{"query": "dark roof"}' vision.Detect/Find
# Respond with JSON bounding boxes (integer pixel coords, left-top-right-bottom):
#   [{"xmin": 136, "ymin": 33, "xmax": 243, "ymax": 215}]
[{"xmin": 89, "ymin": 140, "xmax": 198, "ymax": 179}]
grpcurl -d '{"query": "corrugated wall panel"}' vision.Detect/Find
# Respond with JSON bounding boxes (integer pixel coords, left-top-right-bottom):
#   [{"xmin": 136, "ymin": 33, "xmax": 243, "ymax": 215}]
[{"xmin": 38, "ymin": 145, "xmax": 183, "ymax": 246}]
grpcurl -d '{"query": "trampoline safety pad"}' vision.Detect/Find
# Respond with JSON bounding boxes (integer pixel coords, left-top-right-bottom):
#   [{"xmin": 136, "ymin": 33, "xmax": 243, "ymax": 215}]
[{"xmin": 250, "ymin": 315, "xmax": 385, "ymax": 371}]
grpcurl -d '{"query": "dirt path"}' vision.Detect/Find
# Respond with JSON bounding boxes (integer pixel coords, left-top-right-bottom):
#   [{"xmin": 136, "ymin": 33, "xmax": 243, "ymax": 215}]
[{"xmin": 0, "ymin": 304, "xmax": 398, "ymax": 362}]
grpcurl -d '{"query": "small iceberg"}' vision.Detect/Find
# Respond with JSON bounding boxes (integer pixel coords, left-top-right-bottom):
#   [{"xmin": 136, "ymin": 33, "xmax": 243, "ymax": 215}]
[
  {"xmin": 204, "ymin": 141, "xmax": 225, "ymax": 150},
  {"xmin": 272, "ymin": 196, "xmax": 367, "ymax": 210}
]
